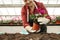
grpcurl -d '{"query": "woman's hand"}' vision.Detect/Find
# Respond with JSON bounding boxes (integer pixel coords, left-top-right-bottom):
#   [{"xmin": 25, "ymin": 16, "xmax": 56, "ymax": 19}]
[
  {"xmin": 25, "ymin": 26, "xmax": 36, "ymax": 32},
  {"xmin": 38, "ymin": 17, "xmax": 50, "ymax": 24}
]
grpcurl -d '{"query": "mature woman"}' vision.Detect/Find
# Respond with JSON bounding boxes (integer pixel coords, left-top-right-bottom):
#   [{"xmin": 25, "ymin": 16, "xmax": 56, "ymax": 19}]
[{"xmin": 21, "ymin": 0, "xmax": 51, "ymax": 33}]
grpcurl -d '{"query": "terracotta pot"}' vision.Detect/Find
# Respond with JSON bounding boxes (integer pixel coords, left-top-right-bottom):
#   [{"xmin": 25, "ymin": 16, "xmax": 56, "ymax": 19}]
[
  {"xmin": 32, "ymin": 23, "xmax": 39, "ymax": 31},
  {"xmin": 56, "ymin": 20, "xmax": 60, "ymax": 24}
]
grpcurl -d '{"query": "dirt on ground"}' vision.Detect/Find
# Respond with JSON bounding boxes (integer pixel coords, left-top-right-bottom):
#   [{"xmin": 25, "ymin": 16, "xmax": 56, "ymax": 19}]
[{"xmin": 0, "ymin": 33, "xmax": 60, "ymax": 40}]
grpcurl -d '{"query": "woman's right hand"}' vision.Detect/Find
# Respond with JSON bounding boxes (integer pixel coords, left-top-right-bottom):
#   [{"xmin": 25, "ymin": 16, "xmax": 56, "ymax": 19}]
[{"xmin": 25, "ymin": 26, "xmax": 36, "ymax": 32}]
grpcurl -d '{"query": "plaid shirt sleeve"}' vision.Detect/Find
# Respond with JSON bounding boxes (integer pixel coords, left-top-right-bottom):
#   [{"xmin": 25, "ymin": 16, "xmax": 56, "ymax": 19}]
[
  {"xmin": 21, "ymin": 7, "xmax": 29, "ymax": 28},
  {"xmin": 40, "ymin": 3, "xmax": 51, "ymax": 20}
]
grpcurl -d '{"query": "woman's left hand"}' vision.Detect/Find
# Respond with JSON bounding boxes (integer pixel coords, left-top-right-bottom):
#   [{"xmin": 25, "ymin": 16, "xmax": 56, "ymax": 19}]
[{"xmin": 38, "ymin": 17, "xmax": 50, "ymax": 24}]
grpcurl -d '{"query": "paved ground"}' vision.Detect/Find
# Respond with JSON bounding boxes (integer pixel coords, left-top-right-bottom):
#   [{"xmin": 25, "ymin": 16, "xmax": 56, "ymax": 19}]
[{"xmin": 0, "ymin": 26, "xmax": 60, "ymax": 34}]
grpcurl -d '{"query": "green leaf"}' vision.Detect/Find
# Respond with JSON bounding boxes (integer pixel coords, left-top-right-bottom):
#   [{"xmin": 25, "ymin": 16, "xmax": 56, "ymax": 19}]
[
  {"xmin": 56, "ymin": 16, "xmax": 60, "ymax": 20},
  {"xmin": 30, "ymin": 14, "xmax": 36, "ymax": 19}
]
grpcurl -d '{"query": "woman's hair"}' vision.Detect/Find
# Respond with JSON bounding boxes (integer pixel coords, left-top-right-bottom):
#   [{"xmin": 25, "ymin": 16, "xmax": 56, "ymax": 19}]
[
  {"xmin": 24, "ymin": 0, "xmax": 34, "ymax": 2},
  {"xmin": 24, "ymin": 0, "xmax": 27, "ymax": 2}
]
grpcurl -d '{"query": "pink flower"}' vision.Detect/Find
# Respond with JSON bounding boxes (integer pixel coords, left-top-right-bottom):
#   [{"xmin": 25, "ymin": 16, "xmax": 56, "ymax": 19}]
[
  {"xmin": 35, "ymin": 8, "xmax": 45, "ymax": 14},
  {"xmin": 50, "ymin": 15, "xmax": 56, "ymax": 20},
  {"xmin": 40, "ymin": 10, "xmax": 45, "ymax": 14}
]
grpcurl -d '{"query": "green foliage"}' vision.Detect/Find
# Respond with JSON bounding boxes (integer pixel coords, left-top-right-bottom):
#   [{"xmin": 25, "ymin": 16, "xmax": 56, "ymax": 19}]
[
  {"xmin": 56, "ymin": 16, "xmax": 60, "ymax": 21},
  {"xmin": 29, "ymin": 14, "xmax": 36, "ymax": 19}
]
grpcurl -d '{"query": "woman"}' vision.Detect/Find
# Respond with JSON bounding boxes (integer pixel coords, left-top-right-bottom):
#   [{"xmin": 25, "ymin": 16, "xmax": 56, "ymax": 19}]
[{"xmin": 21, "ymin": 0, "xmax": 51, "ymax": 33}]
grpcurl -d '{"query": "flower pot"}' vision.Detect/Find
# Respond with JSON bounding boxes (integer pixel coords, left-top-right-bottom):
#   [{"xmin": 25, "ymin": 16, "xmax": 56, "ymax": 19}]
[
  {"xmin": 32, "ymin": 23, "xmax": 39, "ymax": 31},
  {"xmin": 56, "ymin": 20, "xmax": 60, "ymax": 24}
]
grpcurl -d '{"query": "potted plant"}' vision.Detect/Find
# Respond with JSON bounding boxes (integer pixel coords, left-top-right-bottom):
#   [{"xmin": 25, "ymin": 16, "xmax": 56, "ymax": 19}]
[{"xmin": 56, "ymin": 16, "xmax": 60, "ymax": 24}]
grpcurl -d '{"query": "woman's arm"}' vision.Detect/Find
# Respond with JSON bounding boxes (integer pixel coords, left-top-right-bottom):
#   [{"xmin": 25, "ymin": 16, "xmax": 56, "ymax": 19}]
[
  {"xmin": 21, "ymin": 7, "xmax": 29, "ymax": 28},
  {"xmin": 37, "ymin": 2, "xmax": 51, "ymax": 24},
  {"xmin": 40, "ymin": 3, "xmax": 51, "ymax": 20}
]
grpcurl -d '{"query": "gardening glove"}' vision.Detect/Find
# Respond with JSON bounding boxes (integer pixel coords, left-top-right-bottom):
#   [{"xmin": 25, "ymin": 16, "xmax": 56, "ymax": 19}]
[
  {"xmin": 38, "ymin": 17, "xmax": 50, "ymax": 24},
  {"xmin": 36, "ymin": 28, "xmax": 41, "ymax": 32},
  {"xmin": 25, "ymin": 26, "xmax": 36, "ymax": 32}
]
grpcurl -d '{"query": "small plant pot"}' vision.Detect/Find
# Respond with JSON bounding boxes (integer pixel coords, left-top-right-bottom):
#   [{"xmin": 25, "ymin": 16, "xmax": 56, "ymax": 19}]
[
  {"xmin": 56, "ymin": 20, "xmax": 60, "ymax": 24},
  {"xmin": 32, "ymin": 23, "xmax": 40, "ymax": 31}
]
